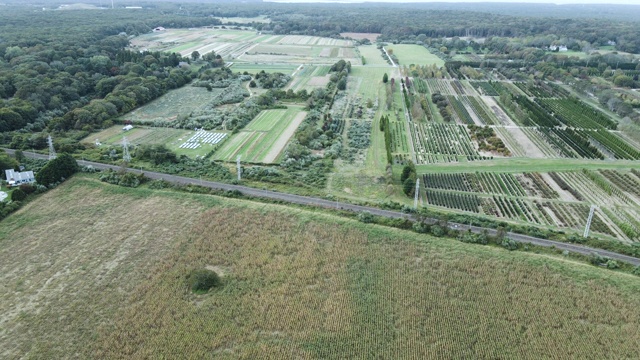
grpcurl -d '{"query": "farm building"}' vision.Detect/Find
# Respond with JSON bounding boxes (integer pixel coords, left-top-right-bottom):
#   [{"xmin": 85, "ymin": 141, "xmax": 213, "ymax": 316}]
[
  {"xmin": 122, "ymin": 125, "xmax": 134, "ymax": 131},
  {"xmin": 153, "ymin": 27, "xmax": 166, "ymax": 32},
  {"xmin": 4, "ymin": 169, "xmax": 35, "ymax": 187}
]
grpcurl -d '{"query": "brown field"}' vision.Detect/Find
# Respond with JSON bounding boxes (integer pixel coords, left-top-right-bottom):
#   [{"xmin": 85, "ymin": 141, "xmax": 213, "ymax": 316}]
[{"xmin": 1, "ymin": 177, "xmax": 640, "ymax": 358}]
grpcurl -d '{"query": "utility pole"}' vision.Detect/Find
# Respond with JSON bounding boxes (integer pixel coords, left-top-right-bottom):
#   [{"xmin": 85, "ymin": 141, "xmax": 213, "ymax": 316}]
[
  {"xmin": 236, "ymin": 155, "xmax": 242, "ymax": 181},
  {"xmin": 47, "ymin": 135, "xmax": 57, "ymax": 160},
  {"xmin": 122, "ymin": 136, "xmax": 131, "ymax": 162},
  {"xmin": 584, "ymin": 205, "xmax": 597, "ymax": 238},
  {"xmin": 414, "ymin": 178, "xmax": 420, "ymax": 209}
]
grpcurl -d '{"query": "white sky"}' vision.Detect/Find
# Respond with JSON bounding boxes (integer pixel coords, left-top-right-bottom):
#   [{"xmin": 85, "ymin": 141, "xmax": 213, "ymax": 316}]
[{"xmin": 265, "ymin": 0, "xmax": 640, "ymax": 4}]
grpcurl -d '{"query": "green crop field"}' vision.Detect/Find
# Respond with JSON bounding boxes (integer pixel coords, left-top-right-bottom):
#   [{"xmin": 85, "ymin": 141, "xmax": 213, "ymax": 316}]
[
  {"xmin": 389, "ymin": 44, "xmax": 445, "ymax": 67},
  {"xmin": 214, "ymin": 106, "xmax": 307, "ymax": 163},
  {"xmin": 120, "ymin": 86, "xmax": 223, "ymax": 123},
  {"xmin": 2, "ymin": 177, "xmax": 640, "ymax": 358}
]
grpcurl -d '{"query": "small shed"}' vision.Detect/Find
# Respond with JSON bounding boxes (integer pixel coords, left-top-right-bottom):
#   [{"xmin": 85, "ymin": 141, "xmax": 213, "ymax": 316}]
[
  {"xmin": 4, "ymin": 169, "xmax": 35, "ymax": 187},
  {"xmin": 153, "ymin": 27, "xmax": 166, "ymax": 32},
  {"xmin": 123, "ymin": 125, "xmax": 134, "ymax": 131}
]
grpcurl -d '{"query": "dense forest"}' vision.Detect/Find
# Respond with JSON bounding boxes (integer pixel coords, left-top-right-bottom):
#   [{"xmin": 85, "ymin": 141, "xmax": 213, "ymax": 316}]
[{"xmin": 0, "ymin": 1, "xmax": 639, "ymax": 140}]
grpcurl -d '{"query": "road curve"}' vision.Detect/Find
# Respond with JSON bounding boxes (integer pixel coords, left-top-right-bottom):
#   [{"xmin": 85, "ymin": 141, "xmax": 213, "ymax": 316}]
[{"xmin": 5, "ymin": 148, "xmax": 639, "ymax": 266}]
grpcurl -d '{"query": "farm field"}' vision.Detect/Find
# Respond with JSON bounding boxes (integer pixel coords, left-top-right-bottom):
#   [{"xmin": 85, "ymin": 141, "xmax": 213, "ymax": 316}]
[
  {"xmin": 2, "ymin": 177, "xmax": 640, "ymax": 358},
  {"xmin": 286, "ymin": 65, "xmax": 331, "ymax": 92},
  {"xmin": 214, "ymin": 106, "xmax": 307, "ymax": 163},
  {"xmin": 357, "ymin": 45, "xmax": 389, "ymax": 65},
  {"xmin": 130, "ymin": 28, "xmax": 355, "ymax": 61},
  {"xmin": 229, "ymin": 63, "xmax": 298, "ymax": 75},
  {"xmin": 388, "ymin": 44, "xmax": 445, "ymax": 67},
  {"xmin": 119, "ymin": 86, "xmax": 222, "ymax": 123},
  {"xmin": 83, "ymin": 126, "xmax": 228, "ymax": 158},
  {"xmin": 420, "ymin": 170, "xmax": 640, "ymax": 241}
]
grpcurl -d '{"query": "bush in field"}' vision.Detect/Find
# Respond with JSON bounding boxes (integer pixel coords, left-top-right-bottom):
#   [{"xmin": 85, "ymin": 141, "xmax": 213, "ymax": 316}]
[
  {"xmin": 18, "ymin": 183, "xmax": 36, "ymax": 195},
  {"xmin": 11, "ymin": 188, "xmax": 27, "ymax": 202},
  {"xmin": 357, "ymin": 211, "xmax": 375, "ymax": 223},
  {"xmin": 135, "ymin": 144, "xmax": 178, "ymax": 165},
  {"xmin": 188, "ymin": 269, "xmax": 221, "ymax": 294},
  {"xmin": 35, "ymin": 153, "xmax": 78, "ymax": 187},
  {"xmin": 500, "ymin": 238, "xmax": 519, "ymax": 251}
]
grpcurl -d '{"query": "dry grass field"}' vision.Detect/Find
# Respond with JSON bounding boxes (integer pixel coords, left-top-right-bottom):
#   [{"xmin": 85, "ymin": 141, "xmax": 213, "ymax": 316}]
[{"xmin": 1, "ymin": 177, "xmax": 640, "ymax": 358}]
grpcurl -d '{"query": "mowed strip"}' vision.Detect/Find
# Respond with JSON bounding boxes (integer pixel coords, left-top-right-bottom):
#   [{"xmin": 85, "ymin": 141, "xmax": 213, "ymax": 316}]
[{"xmin": 214, "ymin": 106, "xmax": 307, "ymax": 163}]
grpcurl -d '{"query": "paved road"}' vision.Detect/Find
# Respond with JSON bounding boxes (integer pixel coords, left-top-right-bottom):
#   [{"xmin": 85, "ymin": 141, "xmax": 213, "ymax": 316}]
[{"xmin": 5, "ymin": 148, "xmax": 640, "ymax": 266}]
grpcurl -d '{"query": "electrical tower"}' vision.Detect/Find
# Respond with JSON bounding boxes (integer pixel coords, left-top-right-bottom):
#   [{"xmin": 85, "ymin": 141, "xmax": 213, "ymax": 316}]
[
  {"xmin": 583, "ymin": 205, "xmax": 597, "ymax": 238},
  {"xmin": 47, "ymin": 135, "xmax": 57, "ymax": 160},
  {"xmin": 414, "ymin": 178, "xmax": 420, "ymax": 209},
  {"xmin": 122, "ymin": 136, "xmax": 131, "ymax": 162},
  {"xmin": 236, "ymin": 155, "xmax": 242, "ymax": 181}
]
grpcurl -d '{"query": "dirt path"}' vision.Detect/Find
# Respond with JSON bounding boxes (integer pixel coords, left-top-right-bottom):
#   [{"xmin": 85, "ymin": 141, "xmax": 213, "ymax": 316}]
[
  {"xmin": 505, "ymin": 127, "xmax": 546, "ymax": 158},
  {"xmin": 262, "ymin": 111, "xmax": 307, "ymax": 163}
]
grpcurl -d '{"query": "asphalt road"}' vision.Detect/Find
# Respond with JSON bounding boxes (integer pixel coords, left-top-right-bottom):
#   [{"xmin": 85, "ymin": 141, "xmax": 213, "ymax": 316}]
[{"xmin": 5, "ymin": 148, "xmax": 639, "ymax": 266}]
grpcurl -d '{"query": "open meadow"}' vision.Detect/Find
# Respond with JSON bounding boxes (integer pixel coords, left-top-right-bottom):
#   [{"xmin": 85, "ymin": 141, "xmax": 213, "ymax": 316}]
[
  {"xmin": 119, "ymin": 86, "xmax": 222, "ymax": 123},
  {"xmin": 1, "ymin": 177, "xmax": 640, "ymax": 358},
  {"xmin": 214, "ymin": 105, "xmax": 307, "ymax": 163},
  {"xmin": 388, "ymin": 44, "xmax": 445, "ymax": 67}
]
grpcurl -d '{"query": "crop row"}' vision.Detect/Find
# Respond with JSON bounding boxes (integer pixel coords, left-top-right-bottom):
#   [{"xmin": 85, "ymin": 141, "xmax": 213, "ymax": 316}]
[
  {"xmin": 600, "ymin": 170, "xmax": 640, "ymax": 198},
  {"xmin": 486, "ymin": 196, "xmax": 543, "ymax": 224},
  {"xmin": 470, "ymin": 81, "xmax": 499, "ymax": 96},
  {"xmin": 548, "ymin": 172, "xmax": 583, "ymax": 201},
  {"xmin": 413, "ymin": 78, "xmax": 429, "ymax": 94},
  {"xmin": 425, "ymin": 189, "xmax": 480, "ymax": 213},
  {"xmin": 512, "ymin": 96, "xmax": 560, "ymax": 127},
  {"xmin": 422, "ymin": 172, "xmax": 526, "ymax": 197},
  {"xmin": 513, "ymin": 82, "xmax": 556, "ymax": 98},
  {"xmin": 522, "ymin": 173, "xmax": 558, "ymax": 199},
  {"xmin": 426, "ymin": 78, "xmax": 455, "ymax": 96},
  {"xmin": 576, "ymin": 129, "xmax": 640, "ymax": 160},
  {"xmin": 390, "ymin": 121, "xmax": 410, "ymax": 153},
  {"xmin": 536, "ymin": 99, "xmax": 617, "ymax": 130},
  {"xmin": 411, "ymin": 123, "xmax": 477, "ymax": 160},
  {"xmin": 447, "ymin": 96, "xmax": 474, "ymax": 124},
  {"xmin": 463, "ymin": 96, "xmax": 496, "ymax": 125}
]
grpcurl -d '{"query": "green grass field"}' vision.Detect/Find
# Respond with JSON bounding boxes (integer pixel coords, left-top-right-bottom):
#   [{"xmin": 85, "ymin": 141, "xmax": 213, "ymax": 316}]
[
  {"xmin": 2, "ymin": 177, "xmax": 640, "ymax": 358},
  {"xmin": 389, "ymin": 44, "xmax": 445, "ymax": 67},
  {"xmin": 357, "ymin": 45, "xmax": 389, "ymax": 66},
  {"xmin": 214, "ymin": 106, "xmax": 306, "ymax": 163},
  {"xmin": 120, "ymin": 86, "xmax": 222, "ymax": 123}
]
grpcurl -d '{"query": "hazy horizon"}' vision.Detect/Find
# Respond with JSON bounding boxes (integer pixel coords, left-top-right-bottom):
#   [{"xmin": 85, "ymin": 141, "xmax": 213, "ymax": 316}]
[{"xmin": 263, "ymin": 0, "xmax": 640, "ymax": 4}]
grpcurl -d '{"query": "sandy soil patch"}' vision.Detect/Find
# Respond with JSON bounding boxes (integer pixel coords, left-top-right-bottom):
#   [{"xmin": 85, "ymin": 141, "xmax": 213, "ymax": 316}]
[
  {"xmin": 262, "ymin": 111, "xmax": 307, "ymax": 163},
  {"xmin": 505, "ymin": 127, "xmax": 546, "ymax": 158}
]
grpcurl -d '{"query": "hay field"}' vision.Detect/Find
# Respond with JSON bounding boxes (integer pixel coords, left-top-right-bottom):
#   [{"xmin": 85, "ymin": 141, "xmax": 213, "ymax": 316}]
[{"xmin": 1, "ymin": 177, "xmax": 640, "ymax": 358}]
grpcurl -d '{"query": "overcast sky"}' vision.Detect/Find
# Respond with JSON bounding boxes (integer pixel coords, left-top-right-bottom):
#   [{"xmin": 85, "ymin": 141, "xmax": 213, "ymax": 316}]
[{"xmin": 265, "ymin": 0, "xmax": 640, "ymax": 4}]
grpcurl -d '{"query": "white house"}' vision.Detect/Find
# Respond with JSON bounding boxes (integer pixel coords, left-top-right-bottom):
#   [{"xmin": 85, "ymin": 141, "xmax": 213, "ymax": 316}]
[
  {"xmin": 123, "ymin": 125, "xmax": 134, "ymax": 131},
  {"xmin": 4, "ymin": 169, "xmax": 35, "ymax": 187}
]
